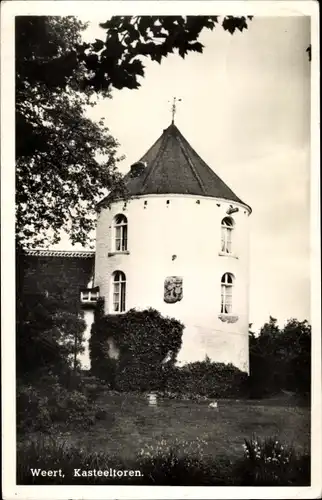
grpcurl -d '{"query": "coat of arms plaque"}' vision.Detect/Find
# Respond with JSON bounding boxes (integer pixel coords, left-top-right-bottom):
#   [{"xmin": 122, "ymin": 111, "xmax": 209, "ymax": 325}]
[{"xmin": 164, "ymin": 276, "xmax": 183, "ymax": 304}]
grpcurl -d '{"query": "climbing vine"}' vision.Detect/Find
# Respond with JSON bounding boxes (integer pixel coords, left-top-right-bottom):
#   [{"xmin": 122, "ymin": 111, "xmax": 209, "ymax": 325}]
[{"xmin": 89, "ymin": 308, "xmax": 184, "ymax": 391}]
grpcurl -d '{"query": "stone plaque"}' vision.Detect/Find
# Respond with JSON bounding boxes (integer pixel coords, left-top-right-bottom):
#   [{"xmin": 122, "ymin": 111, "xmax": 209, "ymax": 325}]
[{"xmin": 164, "ymin": 276, "xmax": 183, "ymax": 304}]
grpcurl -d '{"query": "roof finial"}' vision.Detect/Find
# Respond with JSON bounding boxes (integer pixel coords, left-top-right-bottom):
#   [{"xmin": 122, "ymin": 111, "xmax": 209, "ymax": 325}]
[{"xmin": 170, "ymin": 97, "xmax": 182, "ymax": 124}]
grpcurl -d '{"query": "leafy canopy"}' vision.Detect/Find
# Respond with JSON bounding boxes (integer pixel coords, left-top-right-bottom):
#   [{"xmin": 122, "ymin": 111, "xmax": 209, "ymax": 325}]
[
  {"xmin": 79, "ymin": 16, "xmax": 253, "ymax": 91},
  {"xmin": 249, "ymin": 317, "xmax": 311, "ymax": 397},
  {"xmin": 16, "ymin": 16, "xmax": 123, "ymax": 248}
]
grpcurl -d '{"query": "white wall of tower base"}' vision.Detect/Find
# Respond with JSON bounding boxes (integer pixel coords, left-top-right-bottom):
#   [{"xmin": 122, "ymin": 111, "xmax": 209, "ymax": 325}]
[{"xmin": 95, "ymin": 194, "xmax": 251, "ymax": 373}]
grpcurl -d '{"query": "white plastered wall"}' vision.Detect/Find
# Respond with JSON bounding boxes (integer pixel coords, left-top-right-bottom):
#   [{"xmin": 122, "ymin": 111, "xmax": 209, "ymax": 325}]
[{"xmin": 95, "ymin": 194, "xmax": 251, "ymax": 372}]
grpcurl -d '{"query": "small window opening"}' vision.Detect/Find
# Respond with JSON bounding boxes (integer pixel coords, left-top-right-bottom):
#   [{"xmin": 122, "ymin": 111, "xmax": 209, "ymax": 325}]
[{"xmin": 221, "ymin": 273, "xmax": 234, "ymax": 314}]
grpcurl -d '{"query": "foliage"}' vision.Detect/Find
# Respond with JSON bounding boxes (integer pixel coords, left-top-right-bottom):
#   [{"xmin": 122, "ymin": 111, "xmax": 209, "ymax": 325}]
[
  {"xmin": 16, "ymin": 289, "xmax": 86, "ymax": 378},
  {"xmin": 17, "ymin": 380, "xmax": 106, "ymax": 434},
  {"xmin": 138, "ymin": 436, "xmax": 209, "ymax": 461},
  {"xmin": 154, "ymin": 390, "xmax": 210, "ymax": 402},
  {"xmin": 235, "ymin": 435, "xmax": 310, "ymax": 486},
  {"xmin": 136, "ymin": 437, "xmax": 228, "ymax": 486},
  {"xmin": 17, "ymin": 434, "xmax": 309, "ymax": 485},
  {"xmin": 79, "ymin": 16, "xmax": 253, "ymax": 92},
  {"xmin": 90, "ymin": 306, "xmax": 246, "ymax": 396},
  {"xmin": 16, "ymin": 16, "xmax": 123, "ymax": 248},
  {"xmin": 249, "ymin": 317, "xmax": 311, "ymax": 398},
  {"xmin": 16, "ymin": 244, "xmax": 90, "ymax": 379},
  {"xmin": 90, "ymin": 306, "xmax": 246, "ymax": 395},
  {"xmin": 90, "ymin": 308, "xmax": 183, "ymax": 390},
  {"xmin": 243, "ymin": 435, "xmax": 294, "ymax": 465},
  {"xmin": 80, "ymin": 376, "xmax": 104, "ymax": 401},
  {"xmin": 166, "ymin": 359, "xmax": 248, "ymax": 398},
  {"xmin": 17, "ymin": 435, "xmax": 139, "ymax": 485},
  {"xmin": 17, "ymin": 384, "xmax": 52, "ymax": 433}
]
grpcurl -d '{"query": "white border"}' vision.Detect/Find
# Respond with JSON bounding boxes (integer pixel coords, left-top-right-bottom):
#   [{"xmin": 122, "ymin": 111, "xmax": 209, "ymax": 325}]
[{"xmin": 1, "ymin": 2, "xmax": 320, "ymax": 499}]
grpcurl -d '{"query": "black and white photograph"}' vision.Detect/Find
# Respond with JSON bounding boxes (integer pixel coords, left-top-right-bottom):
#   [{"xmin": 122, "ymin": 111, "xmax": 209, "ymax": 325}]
[{"xmin": 1, "ymin": 1, "xmax": 321, "ymax": 498}]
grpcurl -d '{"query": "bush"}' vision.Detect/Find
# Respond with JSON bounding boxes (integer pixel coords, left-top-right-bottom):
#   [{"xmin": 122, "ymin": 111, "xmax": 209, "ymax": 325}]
[
  {"xmin": 17, "ymin": 384, "xmax": 52, "ymax": 433},
  {"xmin": 234, "ymin": 435, "xmax": 310, "ymax": 486},
  {"xmin": 17, "ymin": 380, "xmax": 107, "ymax": 433},
  {"xmin": 166, "ymin": 359, "xmax": 248, "ymax": 398},
  {"xmin": 90, "ymin": 308, "xmax": 184, "ymax": 391},
  {"xmin": 17, "ymin": 291, "xmax": 86, "ymax": 378}
]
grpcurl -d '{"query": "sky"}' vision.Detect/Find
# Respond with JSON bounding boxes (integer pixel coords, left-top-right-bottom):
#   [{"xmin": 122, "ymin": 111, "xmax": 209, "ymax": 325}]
[{"xmin": 57, "ymin": 15, "xmax": 311, "ymax": 331}]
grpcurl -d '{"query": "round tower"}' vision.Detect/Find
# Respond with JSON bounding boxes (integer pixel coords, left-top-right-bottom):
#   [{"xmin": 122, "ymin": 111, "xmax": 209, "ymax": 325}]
[{"xmin": 94, "ymin": 123, "xmax": 251, "ymax": 372}]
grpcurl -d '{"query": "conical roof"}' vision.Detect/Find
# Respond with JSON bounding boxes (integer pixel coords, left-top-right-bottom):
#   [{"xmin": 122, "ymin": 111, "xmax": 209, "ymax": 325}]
[{"xmin": 99, "ymin": 123, "xmax": 250, "ymax": 209}]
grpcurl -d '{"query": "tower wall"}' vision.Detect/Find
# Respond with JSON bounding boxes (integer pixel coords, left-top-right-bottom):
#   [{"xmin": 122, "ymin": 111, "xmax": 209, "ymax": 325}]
[{"xmin": 95, "ymin": 194, "xmax": 251, "ymax": 372}]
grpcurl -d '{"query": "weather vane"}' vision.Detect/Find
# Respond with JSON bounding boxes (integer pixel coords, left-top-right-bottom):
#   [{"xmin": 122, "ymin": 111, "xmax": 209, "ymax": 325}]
[{"xmin": 169, "ymin": 97, "xmax": 182, "ymax": 124}]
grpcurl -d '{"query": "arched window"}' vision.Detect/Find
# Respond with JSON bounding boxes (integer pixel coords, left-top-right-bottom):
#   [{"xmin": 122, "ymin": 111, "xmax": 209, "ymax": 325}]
[
  {"xmin": 112, "ymin": 271, "xmax": 126, "ymax": 312},
  {"xmin": 221, "ymin": 217, "xmax": 234, "ymax": 254},
  {"xmin": 221, "ymin": 273, "xmax": 234, "ymax": 314},
  {"xmin": 114, "ymin": 214, "xmax": 128, "ymax": 252}
]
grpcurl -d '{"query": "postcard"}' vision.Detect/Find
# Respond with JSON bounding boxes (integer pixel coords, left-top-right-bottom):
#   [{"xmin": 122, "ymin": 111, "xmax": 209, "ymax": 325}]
[{"xmin": 1, "ymin": 1, "xmax": 320, "ymax": 499}]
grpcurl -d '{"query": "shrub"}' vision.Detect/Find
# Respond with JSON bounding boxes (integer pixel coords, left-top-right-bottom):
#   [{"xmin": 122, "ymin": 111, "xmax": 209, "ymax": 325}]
[
  {"xmin": 17, "ymin": 381, "xmax": 107, "ymax": 433},
  {"xmin": 17, "ymin": 384, "xmax": 52, "ymax": 433},
  {"xmin": 17, "ymin": 291, "xmax": 86, "ymax": 378},
  {"xmin": 90, "ymin": 308, "xmax": 184, "ymax": 391},
  {"xmin": 234, "ymin": 435, "xmax": 310, "ymax": 486},
  {"xmin": 166, "ymin": 359, "xmax": 248, "ymax": 398}
]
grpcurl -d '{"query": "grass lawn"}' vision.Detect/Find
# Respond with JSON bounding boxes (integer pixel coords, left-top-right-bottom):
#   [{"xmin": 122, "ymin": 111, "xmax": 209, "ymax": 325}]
[{"xmin": 25, "ymin": 393, "xmax": 310, "ymax": 461}]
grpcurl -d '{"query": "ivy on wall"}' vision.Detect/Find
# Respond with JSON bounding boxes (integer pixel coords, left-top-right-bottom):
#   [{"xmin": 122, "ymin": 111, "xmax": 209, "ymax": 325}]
[{"xmin": 89, "ymin": 307, "xmax": 184, "ymax": 391}]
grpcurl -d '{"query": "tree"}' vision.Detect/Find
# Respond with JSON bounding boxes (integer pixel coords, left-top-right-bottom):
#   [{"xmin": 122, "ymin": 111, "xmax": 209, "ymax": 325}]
[
  {"xmin": 16, "ymin": 16, "xmax": 124, "ymax": 248},
  {"xmin": 79, "ymin": 16, "xmax": 253, "ymax": 92},
  {"xmin": 249, "ymin": 317, "xmax": 279, "ymax": 397},
  {"xmin": 17, "ymin": 15, "xmax": 252, "ymax": 248},
  {"xmin": 276, "ymin": 319, "xmax": 311, "ymax": 395},
  {"xmin": 249, "ymin": 317, "xmax": 311, "ymax": 398},
  {"xmin": 17, "ymin": 290, "xmax": 86, "ymax": 379}
]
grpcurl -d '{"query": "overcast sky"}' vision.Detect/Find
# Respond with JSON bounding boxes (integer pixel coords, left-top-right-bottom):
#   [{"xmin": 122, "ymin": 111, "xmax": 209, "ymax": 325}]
[{"xmin": 57, "ymin": 15, "xmax": 311, "ymax": 330}]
